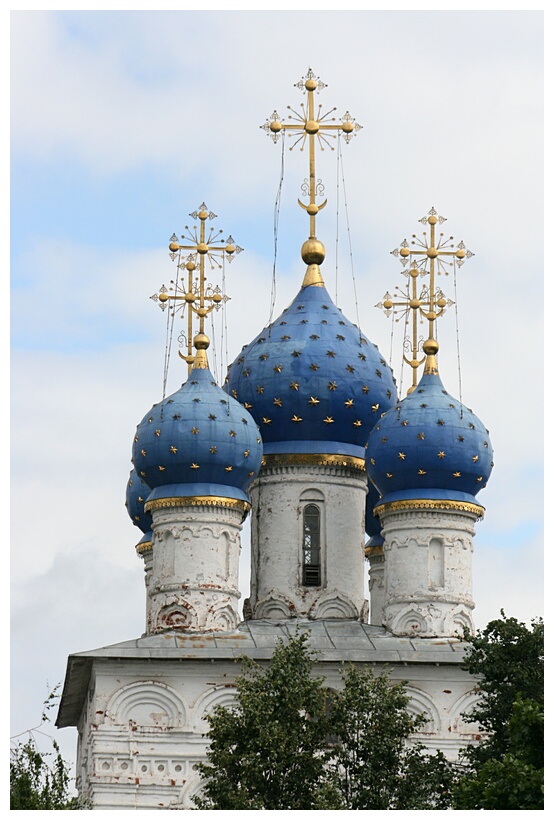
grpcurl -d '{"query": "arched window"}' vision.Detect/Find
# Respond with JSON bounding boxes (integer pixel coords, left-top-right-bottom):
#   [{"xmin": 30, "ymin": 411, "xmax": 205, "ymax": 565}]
[{"xmin": 302, "ymin": 504, "xmax": 321, "ymax": 587}]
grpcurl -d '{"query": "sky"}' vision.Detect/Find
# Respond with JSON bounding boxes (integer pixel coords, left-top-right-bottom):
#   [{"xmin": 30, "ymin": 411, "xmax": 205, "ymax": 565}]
[{"xmin": 10, "ymin": 8, "xmax": 543, "ymax": 772}]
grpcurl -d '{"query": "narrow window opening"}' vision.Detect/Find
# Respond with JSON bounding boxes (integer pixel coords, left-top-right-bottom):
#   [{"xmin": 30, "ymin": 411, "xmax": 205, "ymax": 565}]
[{"xmin": 302, "ymin": 504, "xmax": 321, "ymax": 586}]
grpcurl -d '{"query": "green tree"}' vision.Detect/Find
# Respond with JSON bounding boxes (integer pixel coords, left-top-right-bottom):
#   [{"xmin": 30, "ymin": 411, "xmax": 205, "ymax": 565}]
[
  {"xmin": 194, "ymin": 632, "xmax": 455, "ymax": 810},
  {"xmin": 453, "ymin": 611, "xmax": 544, "ymax": 810},
  {"xmin": 328, "ymin": 666, "xmax": 454, "ymax": 809},
  {"xmin": 10, "ymin": 686, "xmax": 81, "ymax": 810},
  {"xmin": 193, "ymin": 630, "xmax": 334, "ymax": 810}
]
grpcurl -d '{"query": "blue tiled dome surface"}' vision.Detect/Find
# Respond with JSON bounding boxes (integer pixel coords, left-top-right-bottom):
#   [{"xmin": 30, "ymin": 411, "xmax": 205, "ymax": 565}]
[
  {"xmin": 225, "ymin": 284, "xmax": 397, "ymax": 458},
  {"xmin": 125, "ymin": 468, "xmax": 153, "ymax": 533},
  {"xmin": 367, "ymin": 371, "xmax": 493, "ymax": 505},
  {"xmin": 132, "ymin": 367, "xmax": 263, "ymax": 502}
]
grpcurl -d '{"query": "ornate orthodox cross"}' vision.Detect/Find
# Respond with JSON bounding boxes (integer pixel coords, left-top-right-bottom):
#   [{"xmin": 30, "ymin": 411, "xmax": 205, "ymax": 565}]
[
  {"xmin": 151, "ymin": 204, "xmax": 241, "ymax": 372},
  {"xmin": 261, "ymin": 68, "xmax": 361, "ymax": 282},
  {"xmin": 376, "ymin": 207, "xmax": 473, "ymax": 392}
]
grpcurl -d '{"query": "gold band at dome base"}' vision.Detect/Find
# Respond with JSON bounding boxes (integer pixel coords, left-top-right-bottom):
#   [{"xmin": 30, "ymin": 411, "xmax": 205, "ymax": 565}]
[
  {"xmin": 145, "ymin": 495, "xmax": 250, "ymax": 514},
  {"xmin": 260, "ymin": 453, "xmax": 366, "ymax": 472},
  {"xmin": 374, "ymin": 498, "xmax": 484, "ymax": 518},
  {"xmin": 135, "ymin": 540, "xmax": 153, "ymax": 556},
  {"xmin": 364, "ymin": 544, "xmax": 384, "ymax": 559}
]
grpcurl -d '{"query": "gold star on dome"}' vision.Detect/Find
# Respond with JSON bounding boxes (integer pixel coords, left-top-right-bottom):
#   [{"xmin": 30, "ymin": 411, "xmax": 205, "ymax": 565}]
[
  {"xmin": 148, "ymin": 417, "xmax": 153, "ymax": 423},
  {"xmin": 274, "ymin": 364, "xmax": 283, "ymax": 373},
  {"xmin": 134, "ymin": 435, "xmax": 138, "ymax": 442},
  {"xmin": 477, "ymin": 476, "xmax": 483, "ymax": 482},
  {"xmin": 209, "ymin": 413, "xmax": 216, "ymax": 420},
  {"xmin": 140, "ymin": 470, "xmax": 146, "ymax": 477},
  {"xmin": 418, "ymin": 469, "xmax": 426, "ymax": 475},
  {"xmin": 225, "ymin": 466, "xmax": 233, "ymax": 472},
  {"xmin": 386, "ymin": 473, "xmax": 393, "ymax": 479},
  {"xmin": 370, "ymin": 457, "xmax": 375, "ymax": 465},
  {"xmin": 229, "ymin": 430, "xmax": 236, "ymax": 437},
  {"xmin": 191, "ymin": 427, "xmax": 199, "ymax": 434},
  {"xmin": 158, "ymin": 465, "xmax": 166, "ymax": 471},
  {"xmin": 398, "ymin": 452, "xmax": 406, "ymax": 460},
  {"xmin": 259, "ymin": 354, "xmax": 268, "ymax": 361},
  {"xmin": 309, "ymin": 397, "xmax": 320, "ymax": 406},
  {"xmin": 273, "ymin": 397, "xmax": 283, "ymax": 407},
  {"xmin": 418, "ymin": 432, "xmax": 425, "ymax": 440},
  {"xmin": 310, "ymin": 363, "xmax": 320, "ymax": 371},
  {"xmin": 438, "ymin": 451, "xmax": 445, "ymax": 459},
  {"xmin": 353, "ymin": 420, "xmax": 362, "ymax": 427},
  {"xmin": 358, "ymin": 352, "xmax": 367, "ymax": 361},
  {"xmin": 344, "ymin": 399, "xmax": 354, "ymax": 408},
  {"xmin": 362, "ymin": 385, "xmax": 369, "ymax": 394},
  {"xmin": 371, "ymin": 404, "xmax": 379, "ymax": 412},
  {"xmin": 244, "ymin": 402, "xmax": 253, "ymax": 409},
  {"xmin": 381, "ymin": 436, "xmax": 387, "ymax": 443},
  {"xmin": 170, "ymin": 446, "xmax": 178, "ymax": 454},
  {"xmin": 249, "ymin": 471, "xmax": 254, "ymax": 477},
  {"xmin": 323, "ymin": 416, "xmax": 334, "ymax": 424},
  {"xmin": 290, "ymin": 382, "xmax": 299, "ymax": 390},
  {"xmin": 327, "ymin": 350, "xmax": 336, "ymax": 358},
  {"xmin": 257, "ymin": 385, "xmax": 264, "ymax": 394},
  {"xmin": 401, "ymin": 420, "xmax": 409, "ymax": 426},
  {"xmin": 210, "ymin": 446, "xmax": 217, "ymax": 454},
  {"xmin": 328, "ymin": 381, "xmax": 337, "ymax": 391},
  {"xmin": 346, "ymin": 365, "xmax": 355, "ymax": 373},
  {"xmin": 263, "ymin": 417, "xmax": 272, "ymax": 424},
  {"xmin": 141, "ymin": 449, "xmax": 146, "ymax": 457},
  {"xmin": 472, "ymin": 455, "xmax": 479, "ymax": 462},
  {"xmin": 257, "ymin": 437, "xmax": 261, "ymax": 443},
  {"xmin": 244, "ymin": 450, "xmax": 250, "ymax": 457},
  {"xmin": 453, "ymin": 471, "xmax": 461, "ymax": 477},
  {"xmin": 292, "ymin": 350, "xmax": 302, "ymax": 357},
  {"xmin": 292, "ymin": 415, "xmax": 303, "ymax": 422},
  {"xmin": 191, "ymin": 463, "xmax": 199, "ymax": 469}
]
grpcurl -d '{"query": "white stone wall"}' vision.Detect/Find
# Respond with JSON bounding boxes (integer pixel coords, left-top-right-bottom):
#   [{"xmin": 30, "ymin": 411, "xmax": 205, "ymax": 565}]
[
  {"xmin": 74, "ymin": 656, "xmax": 482, "ymax": 809},
  {"xmin": 148, "ymin": 504, "xmax": 245, "ymax": 634},
  {"xmin": 380, "ymin": 507, "xmax": 479, "ymax": 637},
  {"xmin": 249, "ymin": 463, "xmax": 368, "ymax": 620}
]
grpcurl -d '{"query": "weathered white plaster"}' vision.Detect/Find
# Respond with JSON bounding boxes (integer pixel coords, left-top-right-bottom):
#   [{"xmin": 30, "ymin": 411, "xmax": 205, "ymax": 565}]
[
  {"xmin": 248, "ymin": 463, "xmax": 368, "ymax": 620},
  {"xmin": 148, "ymin": 503, "xmax": 245, "ymax": 634},
  {"xmin": 367, "ymin": 545, "xmax": 385, "ymax": 626},
  {"xmin": 379, "ymin": 507, "xmax": 479, "ymax": 637}
]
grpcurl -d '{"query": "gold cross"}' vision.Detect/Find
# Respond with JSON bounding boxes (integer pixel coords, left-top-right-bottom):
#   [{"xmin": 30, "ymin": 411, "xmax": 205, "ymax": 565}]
[
  {"xmin": 150, "ymin": 204, "xmax": 241, "ymax": 372},
  {"xmin": 377, "ymin": 208, "xmax": 473, "ymax": 392},
  {"xmin": 261, "ymin": 69, "xmax": 361, "ymax": 276}
]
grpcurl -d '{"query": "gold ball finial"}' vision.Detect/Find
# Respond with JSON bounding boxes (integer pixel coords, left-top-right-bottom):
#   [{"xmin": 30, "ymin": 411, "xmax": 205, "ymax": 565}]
[
  {"xmin": 423, "ymin": 338, "xmax": 439, "ymax": 355},
  {"xmin": 301, "ymin": 238, "xmax": 326, "ymax": 266},
  {"xmin": 193, "ymin": 332, "xmax": 210, "ymax": 350},
  {"xmin": 305, "ymin": 78, "xmax": 317, "ymax": 91},
  {"xmin": 185, "ymin": 260, "xmax": 196, "ymax": 271},
  {"xmin": 169, "ymin": 242, "xmax": 180, "ymax": 252}
]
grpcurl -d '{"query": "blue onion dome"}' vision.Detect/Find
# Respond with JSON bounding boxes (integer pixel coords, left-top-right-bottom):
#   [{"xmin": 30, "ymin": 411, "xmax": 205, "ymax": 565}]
[
  {"xmin": 125, "ymin": 467, "xmax": 153, "ymax": 534},
  {"xmin": 366, "ymin": 368, "xmax": 493, "ymax": 507},
  {"xmin": 225, "ymin": 283, "xmax": 397, "ymax": 459},
  {"xmin": 365, "ymin": 479, "xmax": 383, "ymax": 539},
  {"xmin": 132, "ymin": 343, "xmax": 263, "ymax": 505}
]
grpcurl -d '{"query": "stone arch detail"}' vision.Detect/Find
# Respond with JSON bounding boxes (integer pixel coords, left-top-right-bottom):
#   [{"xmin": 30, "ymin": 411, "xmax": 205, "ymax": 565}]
[
  {"xmin": 448, "ymin": 689, "xmax": 482, "ymax": 736},
  {"xmin": 192, "ymin": 686, "xmax": 238, "ymax": 733},
  {"xmin": 403, "ymin": 685, "xmax": 441, "ymax": 733},
  {"xmin": 299, "ymin": 487, "xmax": 325, "ymax": 502},
  {"xmin": 206, "ymin": 602, "xmax": 240, "ymax": 632},
  {"xmin": 389, "ymin": 605, "xmax": 433, "ymax": 636},
  {"xmin": 106, "ymin": 680, "xmax": 186, "ymax": 728},
  {"xmin": 443, "ymin": 605, "xmax": 474, "ymax": 637},
  {"xmin": 311, "ymin": 592, "xmax": 359, "ymax": 620},
  {"xmin": 254, "ymin": 593, "xmax": 296, "ymax": 620},
  {"xmin": 157, "ymin": 601, "xmax": 198, "ymax": 631}
]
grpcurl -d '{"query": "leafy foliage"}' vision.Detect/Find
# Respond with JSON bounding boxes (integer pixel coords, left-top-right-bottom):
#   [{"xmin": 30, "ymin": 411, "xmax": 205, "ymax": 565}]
[
  {"xmin": 193, "ymin": 630, "xmax": 332, "ymax": 809},
  {"xmin": 194, "ymin": 631, "xmax": 454, "ymax": 810},
  {"xmin": 10, "ymin": 686, "xmax": 81, "ymax": 810},
  {"xmin": 328, "ymin": 666, "xmax": 453, "ymax": 809},
  {"xmin": 453, "ymin": 611, "xmax": 544, "ymax": 810}
]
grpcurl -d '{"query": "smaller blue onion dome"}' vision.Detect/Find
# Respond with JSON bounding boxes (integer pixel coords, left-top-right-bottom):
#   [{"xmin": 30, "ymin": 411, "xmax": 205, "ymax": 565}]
[
  {"xmin": 132, "ymin": 355, "xmax": 263, "ymax": 505},
  {"xmin": 367, "ymin": 370, "xmax": 493, "ymax": 507},
  {"xmin": 225, "ymin": 283, "xmax": 397, "ymax": 459},
  {"xmin": 365, "ymin": 479, "xmax": 383, "ymax": 539},
  {"xmin": 125, "ymin": 468, "xmax": 153, "ymax": 534}
]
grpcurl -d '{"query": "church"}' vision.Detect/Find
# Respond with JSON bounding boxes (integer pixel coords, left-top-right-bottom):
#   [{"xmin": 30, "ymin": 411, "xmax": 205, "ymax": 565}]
[{"xmin": 56, "ymin": 69, "xmax": 493, "ymax": 810}]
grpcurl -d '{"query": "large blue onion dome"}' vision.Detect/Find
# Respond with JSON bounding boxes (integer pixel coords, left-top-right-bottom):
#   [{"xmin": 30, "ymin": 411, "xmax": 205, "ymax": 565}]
[
  {"xmin": 132, "ymin": 348, "xmax": 263, "ymax": 506},
  {"xmin": 125, "ymin": 468, "xmax": 153, "ymax": 534},
  {"xmin": 225, "ymin": 283, "xmax": 397, "ymax": 459},
  {"xmin": 367, "ymin": 368, "xmax": 493, "ymax": 507}
]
